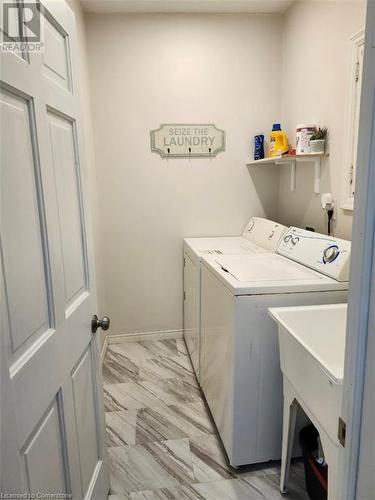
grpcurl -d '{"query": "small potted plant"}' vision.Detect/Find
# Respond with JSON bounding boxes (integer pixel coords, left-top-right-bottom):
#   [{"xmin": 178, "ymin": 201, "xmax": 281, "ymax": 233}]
[{"xmin": 309, "ymin": 127, "xmax": 327, "ymax": 154}]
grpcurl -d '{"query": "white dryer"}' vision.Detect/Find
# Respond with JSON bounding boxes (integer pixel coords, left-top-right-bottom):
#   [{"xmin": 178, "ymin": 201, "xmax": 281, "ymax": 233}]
[
  {"xmin": 200, "ymin": 227, "xmax": 351, "ymax": 467},
  {"xmin": 183, "ymin": 217, "xmax": 287, "ymax": 381}
]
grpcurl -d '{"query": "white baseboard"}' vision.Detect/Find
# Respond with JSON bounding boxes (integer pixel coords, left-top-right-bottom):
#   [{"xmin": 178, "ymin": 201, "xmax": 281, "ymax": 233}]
[
  {"xmin": 107, "ymin": 329, "xmax": 184, "ymax": 344},
  {"xmin": 100, "ymin": 335, "xmax": 108, "ymax": 365}
]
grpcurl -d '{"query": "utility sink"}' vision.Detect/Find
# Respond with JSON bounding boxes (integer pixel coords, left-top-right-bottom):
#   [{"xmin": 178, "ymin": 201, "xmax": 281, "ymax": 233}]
[{"xmin": 269, "ymin": 303, "xmax": 347, "ymax": 442}]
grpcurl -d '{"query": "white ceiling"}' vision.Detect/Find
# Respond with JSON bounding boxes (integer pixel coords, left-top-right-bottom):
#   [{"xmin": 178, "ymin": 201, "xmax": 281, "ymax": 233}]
[{"xmin": 81, "ymin": 0, "xmax": 294, "ymax": 14}]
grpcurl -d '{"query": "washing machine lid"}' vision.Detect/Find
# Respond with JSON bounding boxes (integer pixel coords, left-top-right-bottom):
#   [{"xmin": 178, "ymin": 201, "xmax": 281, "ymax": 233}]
[
  {"xmin": 242, "ymin": 217, "xmax": 288, "ymax": 251},
  {"xmin": 219, "ymin": 253, "xmax": 319, "ymax": 282},
  {"xmin": 203, "ymin": 253, "xmax": 348, "ymax": 295}
]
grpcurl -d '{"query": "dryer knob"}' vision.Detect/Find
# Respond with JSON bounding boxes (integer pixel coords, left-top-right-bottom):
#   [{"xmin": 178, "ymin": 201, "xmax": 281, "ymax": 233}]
[
  {"xmin": 268, "ymin": 230, "xmax": 275, "ymax": 240},
  {"xmin": 247, "ymin": 221, "xmax": 255, "ymax": 233}
]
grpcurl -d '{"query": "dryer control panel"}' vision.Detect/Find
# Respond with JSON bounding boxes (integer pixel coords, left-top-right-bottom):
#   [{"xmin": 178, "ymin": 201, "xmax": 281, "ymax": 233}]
[
  {"xmin": 242, "ymin": 217, "xmax": 288, "ymax": 252},
  {"xmin": 276, "ymin": 227, "xmax": 351, "ymax": 282}
]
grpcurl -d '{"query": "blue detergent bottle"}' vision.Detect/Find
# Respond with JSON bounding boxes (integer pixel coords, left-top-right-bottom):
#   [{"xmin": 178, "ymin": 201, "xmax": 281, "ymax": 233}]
[{"xmin": 254, "ymin": 134, "xmax": 265, "ymax": 160}]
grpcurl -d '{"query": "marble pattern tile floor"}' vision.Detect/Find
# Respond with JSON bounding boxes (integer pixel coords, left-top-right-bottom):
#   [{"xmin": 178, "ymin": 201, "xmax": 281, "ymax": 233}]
[{"xmin": 103, "ymin": 338, "xmax": 308, "ymax": 500}]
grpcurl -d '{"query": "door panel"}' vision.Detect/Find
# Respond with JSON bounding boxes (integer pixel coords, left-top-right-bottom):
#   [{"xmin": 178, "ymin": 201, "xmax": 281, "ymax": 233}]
[
  {"xmin": 22, "ymin": 398, "xmax": 68, "ymax": 494},
  {"xmin": 0, "ymin": 89, "xmax": 52, "ymax": 354},
  {"xmin": 0, "ymin": 1, "xmax": 109, "ymax": 497},
  {"xmin": 47, "ymin": 111, "xmax": 87, "ymax": 313},
  {"xmin": 71, "ymin": 346, "xmax": 100, "ymax": 494},
  {"xmin": 42, "ymin": 14, "xmax": 71, "ymax": 92}
]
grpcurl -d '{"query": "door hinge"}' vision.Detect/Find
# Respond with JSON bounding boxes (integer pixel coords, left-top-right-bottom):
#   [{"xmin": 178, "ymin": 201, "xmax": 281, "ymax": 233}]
[
  {"xmin": 338, "ymin": 417, "xmax": 346, "ymax": 447},
  {"xmin": 184, "ymin": 257, "xmax": 186, "ymax": 267},
  {"xmin": 184, "ymin": 291, "xmax": 186, "ymax": 301},
  {"xmin": 355, "ymin": 61, "xmax": 360, "ymax": 82}
]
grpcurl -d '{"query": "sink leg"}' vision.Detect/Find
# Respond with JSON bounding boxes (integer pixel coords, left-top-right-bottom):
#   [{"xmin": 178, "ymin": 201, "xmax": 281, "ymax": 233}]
[
  {"xmin": 317, "ymin": 432, "xmax": 339, "ymax": 500},
  {"xmin": 280, "ymin": 381, "xmax": 298, "ymax": 494},
  {"xmin": 327, "ymin": 459, "xmax": 338, "ymax": 500}
]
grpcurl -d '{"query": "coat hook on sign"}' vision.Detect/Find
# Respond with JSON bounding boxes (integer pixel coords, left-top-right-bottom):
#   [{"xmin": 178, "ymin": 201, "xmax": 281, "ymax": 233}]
[
  {"xmin": 167, "ymin": 147, "xmax": 170, "ymax": 154},
  {"xmin": 209, "ymin": 147, "xmax": 212, "ymax": 154},
  {"xmin": 188, "ymin": 147, "xmax": 191, "ymax": 154}
]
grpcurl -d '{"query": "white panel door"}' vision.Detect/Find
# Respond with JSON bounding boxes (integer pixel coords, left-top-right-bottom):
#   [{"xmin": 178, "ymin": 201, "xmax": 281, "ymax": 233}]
[{"xmin": 0, "ymin": 1, "xmax": 109, "ymax": 498}]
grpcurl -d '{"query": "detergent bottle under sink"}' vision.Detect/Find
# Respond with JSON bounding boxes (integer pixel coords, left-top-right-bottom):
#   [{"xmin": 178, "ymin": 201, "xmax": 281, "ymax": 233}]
[{"xmin": 269, "ymin": 123, "xmax": 288, "ymax": 157}]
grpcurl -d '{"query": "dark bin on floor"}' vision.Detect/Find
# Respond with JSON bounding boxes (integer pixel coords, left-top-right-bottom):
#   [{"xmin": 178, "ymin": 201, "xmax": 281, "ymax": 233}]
[{"xmin": 299, "ymin": 424, "xmax": 328, "ymax": 500}]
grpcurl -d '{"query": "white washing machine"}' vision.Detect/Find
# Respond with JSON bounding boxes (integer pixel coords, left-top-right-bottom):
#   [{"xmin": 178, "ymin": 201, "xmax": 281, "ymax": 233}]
[
  {"xmin": 183, "ymin": 217, "xmax": 287, "ymax": 381},
  {"xmin": 200, "ymin": 227, "xmax": 351, "ymax": 467}
]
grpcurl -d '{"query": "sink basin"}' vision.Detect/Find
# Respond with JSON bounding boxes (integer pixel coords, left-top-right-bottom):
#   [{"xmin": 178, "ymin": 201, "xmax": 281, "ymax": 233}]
[{"xmin": 269, "ymin": 303, "xmax": 347, "ymax": 442}]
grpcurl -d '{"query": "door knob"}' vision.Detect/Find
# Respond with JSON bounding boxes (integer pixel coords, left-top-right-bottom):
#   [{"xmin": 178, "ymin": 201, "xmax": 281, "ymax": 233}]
[{"xmin": 91, "ymin": 314, "xmax": 110, "ymax": 334}]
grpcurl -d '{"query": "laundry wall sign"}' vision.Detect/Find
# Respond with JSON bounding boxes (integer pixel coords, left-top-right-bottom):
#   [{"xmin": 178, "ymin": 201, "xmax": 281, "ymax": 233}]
[{"xmin": 150, "ymin": 124, "xmax": 225, "ymax": 158}]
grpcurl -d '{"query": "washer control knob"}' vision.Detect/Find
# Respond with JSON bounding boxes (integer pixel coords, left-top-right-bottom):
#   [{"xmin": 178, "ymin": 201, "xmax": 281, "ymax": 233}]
[{"xmin": 323, "ymin": 245, "xmax": 340, "ymax": 264}]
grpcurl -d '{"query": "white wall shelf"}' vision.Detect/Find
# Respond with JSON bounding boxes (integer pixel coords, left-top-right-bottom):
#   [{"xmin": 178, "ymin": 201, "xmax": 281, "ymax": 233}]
[{"xmin": 247, "ymin": 154, "xmax": 329, "ymax": 194}]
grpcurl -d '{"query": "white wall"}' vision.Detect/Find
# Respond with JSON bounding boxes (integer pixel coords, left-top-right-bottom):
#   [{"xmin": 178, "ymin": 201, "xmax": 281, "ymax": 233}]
[
  {"xmin": 65, "ymin": 0, "xmax": 97, "ymax": 238},
  {"xmin": 64, "ymin": 0, "xmax": 106, "ymax": 345},
  {"xmin": 85, "ymin": 3, "xmax": 366, "ymax": 336},
  {"xmin": 278, "ymin": 0, "xmax": 366, "ymax": 239},
  {"xmin": 86, "ymin": 13, "xmax": 283, "ymax": 335}
]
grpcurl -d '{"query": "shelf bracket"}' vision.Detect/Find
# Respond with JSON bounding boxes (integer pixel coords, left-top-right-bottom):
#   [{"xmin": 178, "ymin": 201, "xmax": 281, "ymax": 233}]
[
  {"xmin": 290, "ymin": 161, "xmax": 296, "ymax": 192},
  {"xmin": 275, "ymin": 159, "xmax": 296, "ymax": 192},
  {"xmin": 247, "ymin": 154, "xmax": 327, "ymax": 194},
  {"xmin": 297, "ymin": 157, "xmax": 322, "ymax": 194},
  {"xmin": 313, "ymin": 159, "xmax": 321, "ymax": 194}
]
